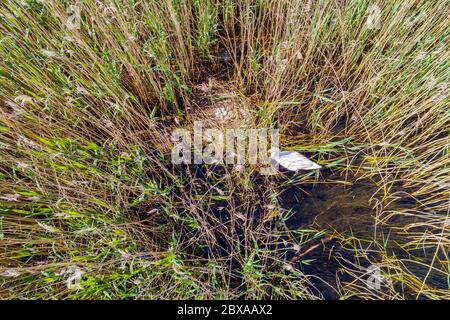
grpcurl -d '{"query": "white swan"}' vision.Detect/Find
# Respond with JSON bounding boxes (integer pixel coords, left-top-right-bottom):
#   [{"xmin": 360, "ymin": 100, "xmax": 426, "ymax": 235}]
[{"xmin": 270, "ymin": 150, "xmax": 321, "ymax": 171}]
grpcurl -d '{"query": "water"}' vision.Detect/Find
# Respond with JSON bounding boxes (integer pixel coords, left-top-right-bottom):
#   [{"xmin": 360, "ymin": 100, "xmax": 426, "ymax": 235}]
[
  {"xmin": 279, "ymin": 178, "xmax": 447, "ymax": 298},
  {"xmin": 171, "ymin": 163, "xmax": 447, "ymax": 298},
  {"xmin": 282, "ymin": 180, "xmax": 382, "ymax": 235}
]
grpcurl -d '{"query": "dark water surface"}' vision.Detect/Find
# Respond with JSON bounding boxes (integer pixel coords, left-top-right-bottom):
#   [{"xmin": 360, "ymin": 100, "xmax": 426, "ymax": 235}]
[
  {"xmin": 176, "ymin": 163, "xmax": 447, "ymax": 298},
  {"xmin": 282, "ymin": 181, "xmax": 382, "ymax": 235},
  {"xmin": 279, "ymin": 179, "xmax": 446, "ymax": 298}
]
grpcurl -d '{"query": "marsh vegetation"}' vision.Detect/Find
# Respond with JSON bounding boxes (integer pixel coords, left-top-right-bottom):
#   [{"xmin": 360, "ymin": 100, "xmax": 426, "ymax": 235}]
[{"xmin": 0, "ymin": 0, "xmax": 448, "ymax": 299}]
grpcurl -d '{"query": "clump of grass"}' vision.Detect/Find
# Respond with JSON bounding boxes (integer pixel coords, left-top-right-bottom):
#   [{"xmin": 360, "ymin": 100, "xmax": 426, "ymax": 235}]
[{"xmin": 0, "ymin": 0, "xmax": 448, "ymax": 299}]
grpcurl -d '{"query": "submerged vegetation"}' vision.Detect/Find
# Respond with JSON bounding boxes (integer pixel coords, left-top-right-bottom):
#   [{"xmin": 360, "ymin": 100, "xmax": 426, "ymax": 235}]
[{"xmin": 0, "ymin": 0, "xmax": 448, "ymax": 299}]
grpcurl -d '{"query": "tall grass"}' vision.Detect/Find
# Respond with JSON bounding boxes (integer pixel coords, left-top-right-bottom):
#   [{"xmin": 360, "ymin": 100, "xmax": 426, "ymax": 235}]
[{"xmin": 0, "ymin": 0, "xmax": 448, "ymax": 299}]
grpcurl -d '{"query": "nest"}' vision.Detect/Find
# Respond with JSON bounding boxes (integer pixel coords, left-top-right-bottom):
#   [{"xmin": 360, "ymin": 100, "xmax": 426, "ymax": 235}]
[{"xmin": 187, "ymin": 78, "xmax": 253, "ymax": 129}]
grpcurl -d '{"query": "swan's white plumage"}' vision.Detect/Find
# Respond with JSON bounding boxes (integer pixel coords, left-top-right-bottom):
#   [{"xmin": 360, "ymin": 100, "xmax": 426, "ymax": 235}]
[{"xmin": 270, "ymin": 151, "xmax": 321, "ymax": 171}]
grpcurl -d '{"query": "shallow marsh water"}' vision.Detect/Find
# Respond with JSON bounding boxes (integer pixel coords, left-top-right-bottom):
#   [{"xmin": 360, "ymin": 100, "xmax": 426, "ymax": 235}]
[
  {"xmin": 282, "ymin": 181, "xmax": 382, "ymax": 235},
  {"xmin": 172, "ymin": 164, "xmax": 447, "ymax": 298},
  {"xmin": 280, "ymin": 178, "xmax": 447, "ymax": 298}
]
